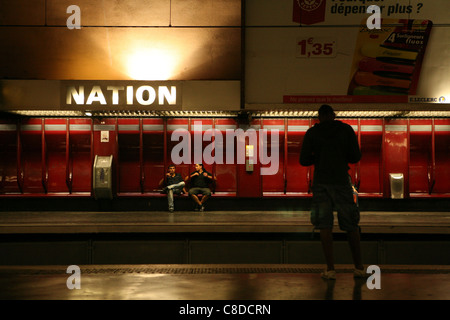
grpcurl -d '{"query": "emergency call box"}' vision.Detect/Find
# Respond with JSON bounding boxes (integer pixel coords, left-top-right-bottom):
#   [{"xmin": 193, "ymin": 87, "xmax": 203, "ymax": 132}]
[{"xmin": 93, "ymin": 155, "xmax": 113, "ymax": 199}]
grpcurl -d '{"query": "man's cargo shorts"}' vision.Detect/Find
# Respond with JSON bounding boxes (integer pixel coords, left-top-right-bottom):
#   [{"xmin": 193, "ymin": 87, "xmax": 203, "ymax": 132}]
[{"xmin": 310, "ymin": 183, "xmax": 360, "ymax": 232}]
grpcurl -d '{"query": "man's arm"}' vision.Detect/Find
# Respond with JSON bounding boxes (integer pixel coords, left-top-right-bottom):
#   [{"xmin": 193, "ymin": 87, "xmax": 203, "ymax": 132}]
[
  {"xmin": 347, "ymin": 126, "xmax": 361, "ymax": 164},
  {"xmin": 300, "ymin": 130, "xmax": 315, "ymax": 166},
  {"xmin": 190, "ymin": 172, "xmax": 199, "ymax": 178},
  {"xmin": 159, "ymin": 173, "xmax": 169, "ymax": 187},
  {"xmin": 202, "ymin": 171, "xmax": 213, "ymax": 180}
]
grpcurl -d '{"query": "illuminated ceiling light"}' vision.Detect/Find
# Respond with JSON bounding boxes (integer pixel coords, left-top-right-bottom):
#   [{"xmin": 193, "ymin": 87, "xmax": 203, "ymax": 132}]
[
  {"xmin": 84, "ymin": 111, "xmax": 93, "ymax": 117},
  {"xmin": 7, "ymin": 110, "xmax": 84, "ymax": 117},
  {"xmin": 127, "ymin": 49, "xmax": 175, "ymax": 81}
]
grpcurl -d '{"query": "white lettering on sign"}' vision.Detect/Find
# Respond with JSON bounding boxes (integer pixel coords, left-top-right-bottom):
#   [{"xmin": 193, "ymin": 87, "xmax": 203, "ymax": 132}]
[{"xmin": 66, "ymin": 85, "xmax": 177, "ymax": 106}]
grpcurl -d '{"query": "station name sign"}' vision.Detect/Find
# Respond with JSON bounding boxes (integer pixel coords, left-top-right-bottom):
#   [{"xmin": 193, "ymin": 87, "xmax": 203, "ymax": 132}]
[{"xmin": 61, "ymin": 80, "xmax": 182, "ymax": 109}]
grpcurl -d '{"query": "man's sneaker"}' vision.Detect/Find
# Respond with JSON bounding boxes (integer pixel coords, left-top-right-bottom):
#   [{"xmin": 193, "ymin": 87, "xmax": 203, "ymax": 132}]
[
  {"xmin": 169, "ymin": 208, "xmax": 174, "ymax": 213},
  {"xmin": 354, "ymin": 268, "xmax": 369, "ymax": 278},
  {"xmin": 199, "ymin": 206, "xmax": 205, "ymax": 212},
  {"xmin": 320, "ymin": 270, "xmax": 336, "ymax": 280}
]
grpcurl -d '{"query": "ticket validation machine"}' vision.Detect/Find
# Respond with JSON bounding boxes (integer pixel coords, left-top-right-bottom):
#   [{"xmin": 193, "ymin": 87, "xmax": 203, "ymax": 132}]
[
  {"xmin": 93, "ymin": 155, "xmax": 113, "ymax": 199},
  {"xmin": 389, "ymin": 173, "xmax": 404, "ymax": 199}
]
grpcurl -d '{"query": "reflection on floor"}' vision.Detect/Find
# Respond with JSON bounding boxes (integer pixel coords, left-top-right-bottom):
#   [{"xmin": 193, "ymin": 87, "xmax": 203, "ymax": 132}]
[{"xmin": 0, "ymin": 264, "xmax": 449, "ymax": 300}]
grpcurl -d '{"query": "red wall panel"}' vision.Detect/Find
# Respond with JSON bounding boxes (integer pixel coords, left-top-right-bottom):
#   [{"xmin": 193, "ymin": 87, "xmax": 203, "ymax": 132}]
[
  {"xmin": 286, "ymin": 119, "xmax": 311, "ymax": 194},
  {"xmin": 409, "ymin": 119, "xmax": 433, "ymax": 195},
  {"xmin": 341, "ymin": 119, "xmax": 360, "ymax": 188},
  {"xmin": 166, "ymin": 118, "xmax": 190, "ymax": 183},
  {"xmin": 358, "ymin": 119, "xmax": 383, "ymax": 195},
  {"xmin": 261, "ymin": 119, "xmax": 285, "ymax": 194},
  {"xmin": 44, "ymin": 119, "xmax": 68, "ymax": 193},
  {"xmin": 69, "ymin": 118, "xmax": 92, "ymax": 193},
  {"xmin": 383, "ymin": 119, "xmax": 409, "ymax": 198},
  {"xmin": 118, "ymin": 118, "xmax": 141, "ymax": 193},
  {"xmin": 434, "ymin": 119, "xmax": 450, "ymax": 194},
  {"xmin": 143, "ymin": 118, "xmax": 165, "ymax": 192},
  {"xmin": 2, "ymin": 115, "xmax": 449, "ymax": 200},
  {"xmin": 214, "ymin": 118, "xmax": 237, "ymax": 194},
  {"xmin": 0, "ymin": 119, "xmax": 19, "ymax": 193},
  {"xmin": 20, "ymin": 118, "xmax": 44, "ymax": 193}
]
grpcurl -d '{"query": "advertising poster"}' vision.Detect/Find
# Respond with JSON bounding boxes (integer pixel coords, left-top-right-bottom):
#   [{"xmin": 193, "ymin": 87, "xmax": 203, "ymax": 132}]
[
  {"xmin": 347, "ymin": 18, "xmax": 433, "ymax": 103},
  {"xmin": 246, "ymin": 0, "xmax": 450, "ymax": 106}
]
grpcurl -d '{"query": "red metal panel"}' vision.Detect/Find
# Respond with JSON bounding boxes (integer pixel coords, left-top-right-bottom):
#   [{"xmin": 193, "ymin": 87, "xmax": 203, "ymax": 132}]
[
  {"xmin": 142, "ymin": 118, "xmax": 165, "ymax": 192},
  {"xmin": 261, "ymin": 119, "xmax": 285, "ymax": 194},
  {"xmin": 433, "ymin": 119, "xmax": 450, "ymax": 194},
  {"xmin": 383, "ymin": 118, "xmax": 409, "ymax": 198},
  {"xmin": 341, "ymin": 119, "xmax": 360, "ymax": 188},
  {"xmin": 19, "ymin": 118, "xmax": 45, "ymax": 193},
  {"xmin": 237, "ymin": 118, "xmax": 262, "ymax": 198},
  {"xmin": 117, "ymin": 119, "xmax": 141, "ymax": 193},
  {"xmin": 69, "ymin": 118, "xmax": 92, "ymax": 193},
  {"xmin": 190, "ymin": 118, "xmax": 214, "ymax": 175},
  {"xmin": 409, "ymin": 119, "xmax": 433, "ymax": 195},
  {"xmin": 214, "ymin": 118, "xmax": 237, "ymax": 194},
  {"xmin": 286, "ymin": 119, "xmax": 311, "ymax": 194},
  {"xmin": 44, "ymin": 119, "xmax": 68, "ymax": 193},
  {"xmin": 359, "ymin": 119, "xmax": 383, "ymax": 196},
  {"xmin": 166, "ymin": 118, "xmax": 190, "ymax": 183},
  {"xmin": 93, "ymin": 118, "xmax": 117, "ymax": 156},
  {"xmin": 0, "ymin": 119, "xmax": 19, "ymax": 193}
]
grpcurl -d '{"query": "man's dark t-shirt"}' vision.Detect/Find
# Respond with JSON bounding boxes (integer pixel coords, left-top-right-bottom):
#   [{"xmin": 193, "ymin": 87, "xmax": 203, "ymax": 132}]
[
  {"xmin": 166, "ymin": 173, "xmax": 183, "ymax": 186},
  {"xmin": 300, "ymin": 120, "xmax": 361, "ymax": 186},
  {"xmin": 190, "ymin": 170, "xmax": 212, "ymax": 188}
]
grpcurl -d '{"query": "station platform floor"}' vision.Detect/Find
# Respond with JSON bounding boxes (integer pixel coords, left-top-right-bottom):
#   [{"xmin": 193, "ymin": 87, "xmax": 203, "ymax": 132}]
[
  {"xmin": 0, "ymin": 210, "xmax": 449, "ymax": 235},
  {"xmin": 0, "ymin": 264, "xmax": 449, "ymax": 301},
  {"xmin": 0, "ymin": 210, "xmax": 449, "ymax": 303}
]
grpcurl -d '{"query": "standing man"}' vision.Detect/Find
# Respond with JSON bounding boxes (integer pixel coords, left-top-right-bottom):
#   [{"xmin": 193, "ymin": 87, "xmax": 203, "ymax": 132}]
[
  {"xmin": 300, "ymin": 104, "xmax": 365, "ymax": 280},
  {"xmin": 159, "ymin": 164, "xmax": 185, "ymax": 212},
  {"xmin": 187, "ymin": 163, "xmax": 213, "ymax": 212}
]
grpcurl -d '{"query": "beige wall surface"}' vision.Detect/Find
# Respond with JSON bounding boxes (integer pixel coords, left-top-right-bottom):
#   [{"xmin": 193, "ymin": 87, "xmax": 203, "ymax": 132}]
[
  {"xmin": 1, "ymin": 0, "xmax": 241, "ymax": 27},
  {"xmin": 0, "ymin": 0, "xmax": 241, "ymax": 81},
  {"xmin": 0, "ymin": 27, "xmax": 241, "ymax": 80}
]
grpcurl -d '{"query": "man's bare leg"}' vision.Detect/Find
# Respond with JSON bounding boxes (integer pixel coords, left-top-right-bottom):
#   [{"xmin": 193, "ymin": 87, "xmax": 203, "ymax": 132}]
[
  {"xmin": 200, "ymin": 195, "xmax": 209, "ymax": 205},
  {"xmin": 320, "ymin": 228, "xmax": 335, "ymax": 271},
  {"xmin": 190, "ymin": 194, "xmax": 202, "ymax": 206},
  {"xmin": 347, "ymin": 229, "xmax": 364, "ymax": 270}
]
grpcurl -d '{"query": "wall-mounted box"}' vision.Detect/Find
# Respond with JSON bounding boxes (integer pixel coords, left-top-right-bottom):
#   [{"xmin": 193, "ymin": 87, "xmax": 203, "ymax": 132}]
[{"xmin": 93, "ymin": 155, "xmax": 113, "ymax": 199}]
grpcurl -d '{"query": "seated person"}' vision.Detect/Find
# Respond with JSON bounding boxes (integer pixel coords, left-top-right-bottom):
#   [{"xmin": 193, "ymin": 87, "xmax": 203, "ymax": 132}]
[
  {"xmin": 159, "ymin": 164, "xmax": 185, "ymax": 212},
  {"xmin": 186, "ymin": 163, "xmax": 213, "ymax": 212}
]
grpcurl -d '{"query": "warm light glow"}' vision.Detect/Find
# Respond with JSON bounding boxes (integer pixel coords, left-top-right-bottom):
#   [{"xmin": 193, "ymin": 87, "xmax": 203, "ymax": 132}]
[{"xmin": 127, "ymin": 49, "xmax": 175, "ymax": 80}]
